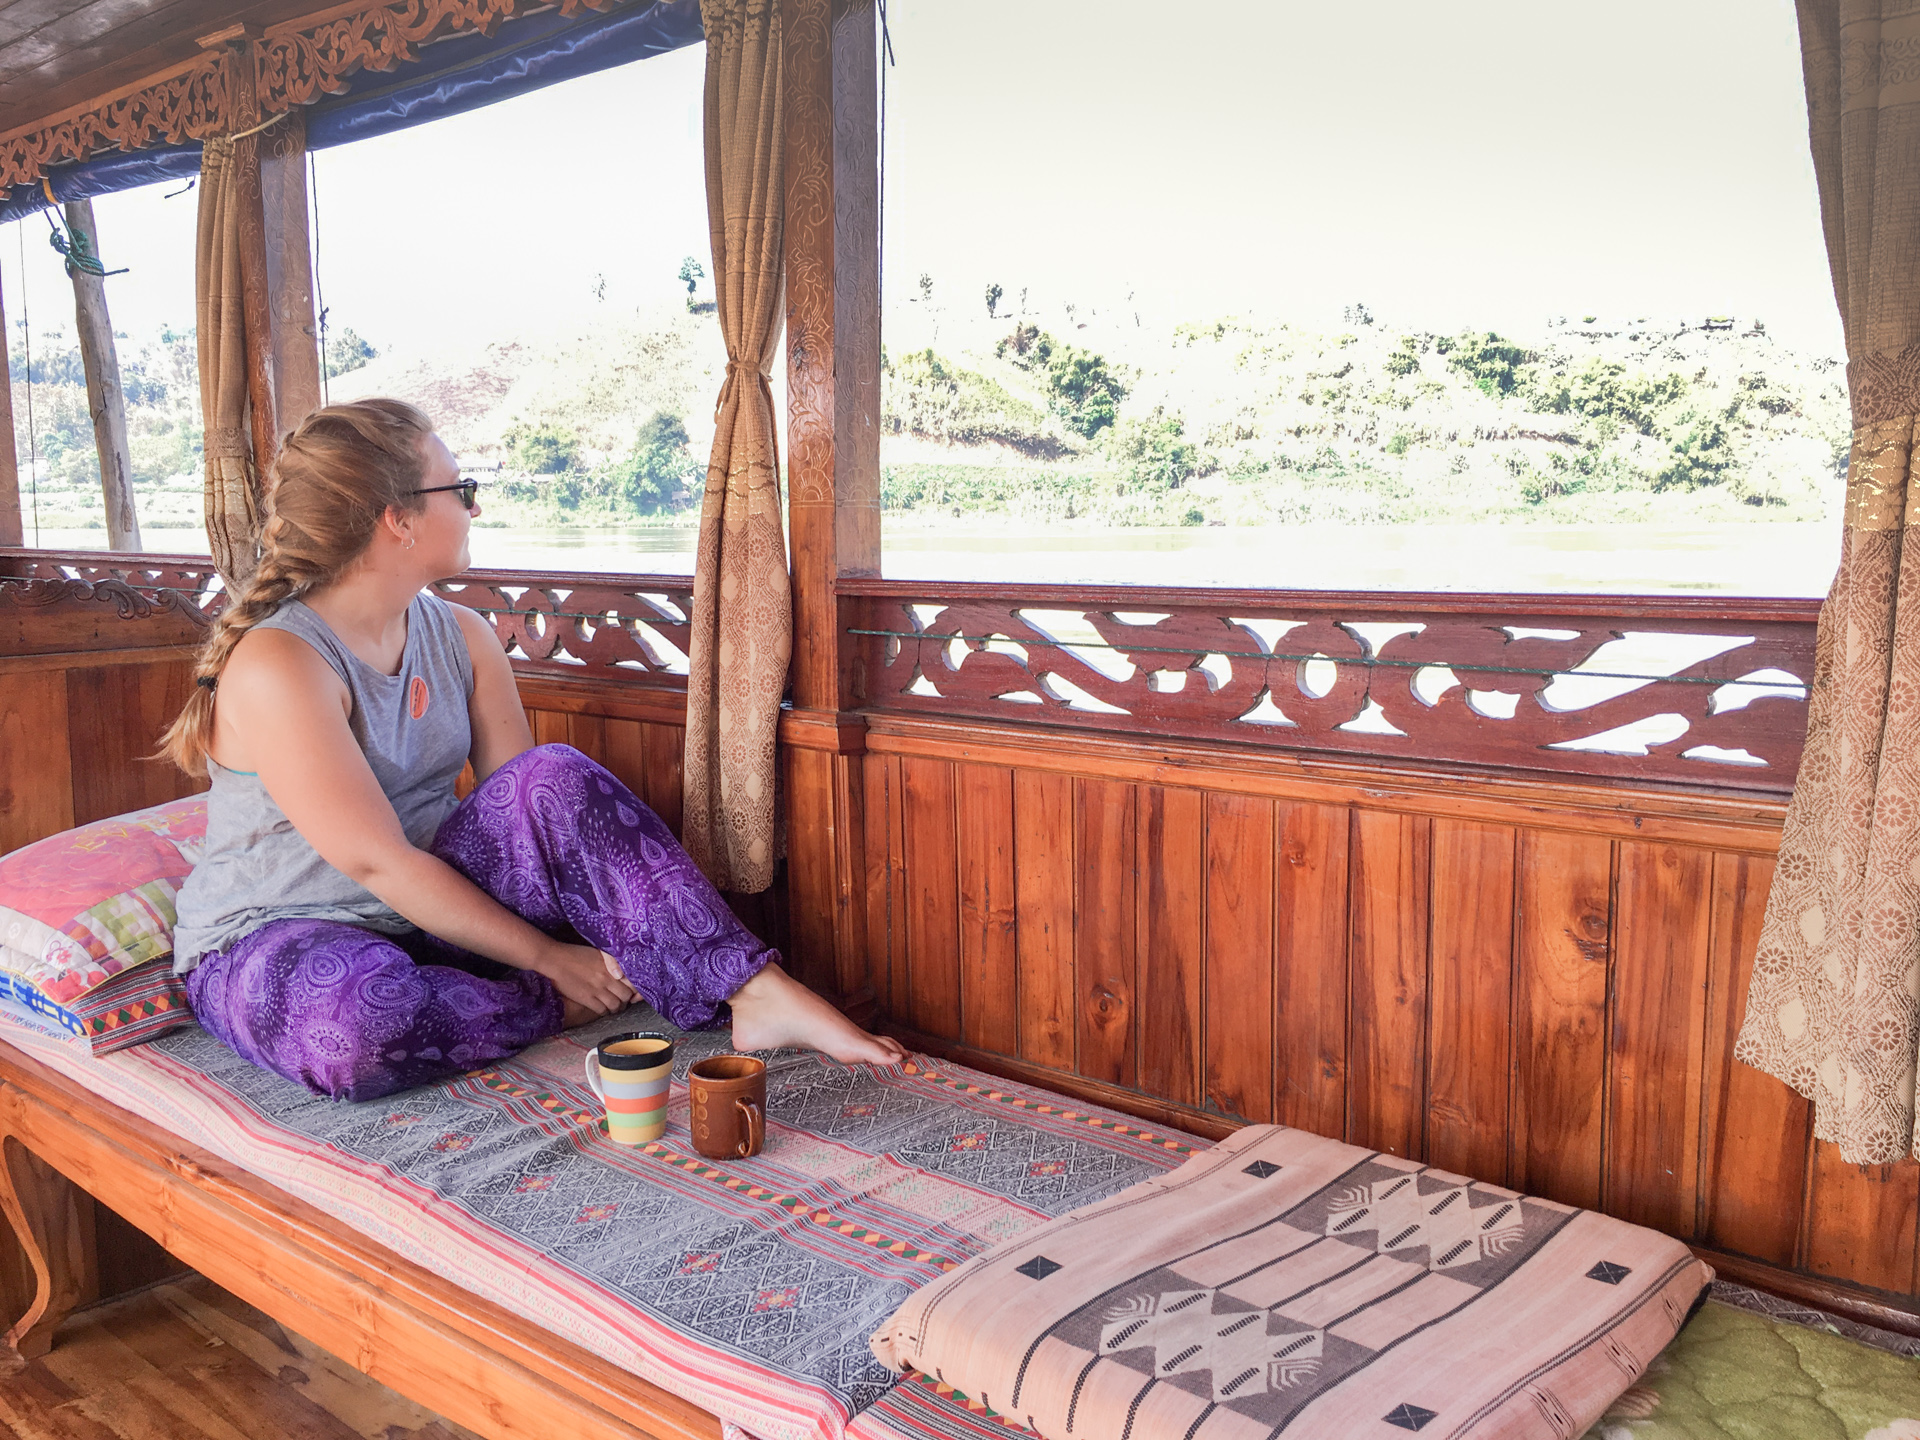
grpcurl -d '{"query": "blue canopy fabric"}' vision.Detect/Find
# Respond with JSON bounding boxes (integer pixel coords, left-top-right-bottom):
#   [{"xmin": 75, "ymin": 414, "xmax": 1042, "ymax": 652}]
[{"xmin": 0, "ymin": 0, "xmax": 702, "ymax": 225}]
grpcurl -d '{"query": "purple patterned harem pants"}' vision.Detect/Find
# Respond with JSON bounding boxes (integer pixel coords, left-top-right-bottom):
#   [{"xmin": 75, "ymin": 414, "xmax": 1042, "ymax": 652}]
[{"xmin": 184, "ymin": 744, "xmax": 776, "ymax": 1102}]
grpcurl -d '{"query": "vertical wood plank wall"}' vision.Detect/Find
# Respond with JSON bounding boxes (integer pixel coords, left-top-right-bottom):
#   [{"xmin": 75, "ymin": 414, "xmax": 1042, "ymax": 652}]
[
  {"xmin": 6, "ymin": 627, "xmax": 1916, "ymax": 1317},
  {"xmin": 855, "ymin": 718, "xmax": 1919, "ymax": 1311},
  {"xmin": 0, "ymin": 650, "xmax": 206, "ymax": 855}
]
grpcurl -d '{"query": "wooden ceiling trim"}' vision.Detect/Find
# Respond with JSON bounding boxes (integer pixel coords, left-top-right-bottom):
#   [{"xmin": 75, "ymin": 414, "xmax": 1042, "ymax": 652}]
[
  {"xmin": 0, "ymin": 0, "xmax": 637, "ymax": 192},
  {"xmin": 258, "ymin": 0, "xmax": 625, "ymax": 110},
  {"xmin": 0, "ymin": 49, "xmax": 225, "ymax": 191}
]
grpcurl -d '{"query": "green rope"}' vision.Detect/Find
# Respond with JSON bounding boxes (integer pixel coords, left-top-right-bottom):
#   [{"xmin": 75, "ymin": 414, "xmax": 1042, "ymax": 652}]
[{"xmin": 45, "ymin": 208, "xmax": 127, "ymax": 279}]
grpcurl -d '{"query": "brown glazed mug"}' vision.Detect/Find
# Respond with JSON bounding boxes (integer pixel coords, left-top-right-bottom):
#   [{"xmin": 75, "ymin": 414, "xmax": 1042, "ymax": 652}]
[{"xmin": 688, "ymin": 1054, "xmax": 766, "ymax": 1159}]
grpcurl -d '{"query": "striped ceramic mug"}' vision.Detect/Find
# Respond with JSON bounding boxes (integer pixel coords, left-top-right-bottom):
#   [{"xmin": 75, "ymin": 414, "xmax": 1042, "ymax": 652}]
[{"xmin": 583, "ymin": 1032, "xmax": 674, "ymax": 1145}]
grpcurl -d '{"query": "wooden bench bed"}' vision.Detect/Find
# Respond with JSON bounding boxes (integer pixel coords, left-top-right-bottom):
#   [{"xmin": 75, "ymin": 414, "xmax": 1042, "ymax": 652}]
[
  {"xmin": 0, "ymin": 1036, "xmax": 720, "ymax": 1440},
  {"xmin": 6, "ymin": 561, "xmax": 1920, "ymax": 1440}
]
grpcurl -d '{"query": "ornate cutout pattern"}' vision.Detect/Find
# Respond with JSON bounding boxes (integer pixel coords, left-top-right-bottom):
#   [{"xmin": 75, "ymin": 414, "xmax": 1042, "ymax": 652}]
[
  {"xmin": 850, "ymin": 585, "xmax": 1818, "ymax": 791},
  {"xmin": 0, "ymin": 54, "xmax": 229, "ymax": 194},
  {"xmin": 258, "ymin": 0, "xmax": 624, "ymax": 110},
  {"xmin": 4, "ymin": 553, "xmax": 693, "ymax": 682}
]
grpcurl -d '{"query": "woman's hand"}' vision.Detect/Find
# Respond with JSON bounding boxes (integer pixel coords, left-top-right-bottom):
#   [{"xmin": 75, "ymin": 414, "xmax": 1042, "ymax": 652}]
[{"xmin": 537, "ymin": 941, "xmax": 637, "ymax": 1019}]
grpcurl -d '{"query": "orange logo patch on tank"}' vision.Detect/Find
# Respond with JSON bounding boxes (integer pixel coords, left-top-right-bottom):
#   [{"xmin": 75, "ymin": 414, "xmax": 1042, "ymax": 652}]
[{"xmin": 408, "ymin": 675, "xmax": 430, "ymax": 719}]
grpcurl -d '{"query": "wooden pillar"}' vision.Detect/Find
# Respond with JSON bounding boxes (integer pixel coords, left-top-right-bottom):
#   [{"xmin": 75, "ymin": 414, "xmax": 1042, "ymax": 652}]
[
  {"xmin": 64, "ymin": 200, "xmax": 140, "ymax": 552},
  {"xmin": 0, "ymin": 268, "xmax": 20, "ymax": 548},
  {"xmin": 782, "ymin": 0, "xmax": 880, "ymax": 1000},
  {"xmin": 260, "ymin": 107, "xmax": 321, "ymax": 435}
]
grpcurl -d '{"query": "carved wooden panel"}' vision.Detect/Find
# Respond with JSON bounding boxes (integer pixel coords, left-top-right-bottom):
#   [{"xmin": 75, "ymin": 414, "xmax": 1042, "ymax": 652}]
[
  {"xmin": 848, "ymin": 581, "xmax": 1818, "ymax": 793},
  {"xmin": 0, "ymin": 0, "xmax": 638, "ymax": 192},
  {"xmin": 434, "ymin": 572, "xmax": 694, "ymax": 681},
  {"xmin": 0, "ymin": 575, "xmax": 212, "ymax": 653},
  {"xmin": 5, "ymin": 552, "xmax": 694, "ymax": 685},
  {"xmin": 0, "ymin": 54, "xmax": 229, "ymax": 193},
  {"xmin": 258, "ymin": 0, "xmax": 625, "ymax": 110}
]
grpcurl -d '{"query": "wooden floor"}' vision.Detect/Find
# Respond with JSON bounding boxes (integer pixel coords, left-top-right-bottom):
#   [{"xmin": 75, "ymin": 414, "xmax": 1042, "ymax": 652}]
[{"xmin": 0, "ymin": 1275, "xmax": 480, "ymax": 1440}]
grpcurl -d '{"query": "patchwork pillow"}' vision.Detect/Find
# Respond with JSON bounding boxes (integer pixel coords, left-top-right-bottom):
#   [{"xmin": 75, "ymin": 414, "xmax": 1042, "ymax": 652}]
[
  {"xmin": 0, "ymin": 942, "xmax": 192, "ymax": 1054},
  {"xmin": 873, "ymin": 1124, "xmax": 1713, "ymax": 1440},
  {"xmin": 0, "ymin": 796, "xmax": 205, "ymax": 1053}
]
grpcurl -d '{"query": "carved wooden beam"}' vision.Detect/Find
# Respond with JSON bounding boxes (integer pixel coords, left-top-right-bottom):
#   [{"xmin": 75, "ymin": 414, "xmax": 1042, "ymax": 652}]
[
  {"xmin": 258, "ymin": 0, "xmax": 626, "ymax": 110},
  {"xmin": 0, "ymin": 54, "xmax": 230, "ymax": 195},
  {"xmin": 0, "ymin": 0, "xmax": 639, "ymax": 195}
]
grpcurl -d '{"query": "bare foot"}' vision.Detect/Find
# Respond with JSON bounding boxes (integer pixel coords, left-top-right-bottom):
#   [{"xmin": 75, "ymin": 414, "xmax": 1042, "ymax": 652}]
[{"xmin": 728, "ymin": 964, "xmax": 908, "ymax": 1067}]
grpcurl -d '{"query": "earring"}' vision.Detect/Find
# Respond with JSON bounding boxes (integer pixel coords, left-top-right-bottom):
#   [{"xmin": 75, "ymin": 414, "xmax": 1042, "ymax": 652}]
[{"xmin": 402, "ymin": 535, "xmax": 416, "ymax": 551}]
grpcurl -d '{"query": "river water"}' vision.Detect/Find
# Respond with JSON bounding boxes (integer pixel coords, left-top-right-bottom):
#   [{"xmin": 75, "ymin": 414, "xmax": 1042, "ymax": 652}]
[{"xmin": 30, "ymin": 518, "xmax": 1841, "ymax": 597}]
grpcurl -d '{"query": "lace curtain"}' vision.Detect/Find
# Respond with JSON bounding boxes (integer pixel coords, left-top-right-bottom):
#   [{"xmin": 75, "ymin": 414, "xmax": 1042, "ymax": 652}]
[
  {"xmin": 681, "ymin": 0, "xmax": 791, "ymax": 893},
  {"xmin": 1738, "ymin": 0, "xmax": 1920, "ymax": 1161}
]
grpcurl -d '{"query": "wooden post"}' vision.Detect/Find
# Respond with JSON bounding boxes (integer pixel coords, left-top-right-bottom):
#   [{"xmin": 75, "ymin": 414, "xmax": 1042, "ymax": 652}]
[
  {"xmin": 261, "ymin": 106, "xmax": 321, "ymax": 435},
  {"xmin": 782, "ymin": 0, "xmax": 881, "ymax": 1000},
  {"xmin": 0, "ymin": 268, "xmax": 20, "ymax": 548},
  {"xmin": 64, "ymin": 199, "xmax": 140, "ymax": 552}
]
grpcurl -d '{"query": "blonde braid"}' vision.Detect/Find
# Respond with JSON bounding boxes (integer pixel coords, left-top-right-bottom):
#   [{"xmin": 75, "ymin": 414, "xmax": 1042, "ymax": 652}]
[{"xmin": 158, "ymin": 398, "xmax": 435, "ymax": 778}]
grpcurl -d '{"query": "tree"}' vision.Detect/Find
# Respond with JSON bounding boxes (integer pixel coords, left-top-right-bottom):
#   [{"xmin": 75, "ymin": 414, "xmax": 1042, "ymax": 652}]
[
  {"xmin": 505, "ymin": 421, "xmax": 580, "ymax": 477},
  {"xmin": 918, "ymin": 272, "xmax": 933, "ymax": 305},
  {"xmin": 324, "ymin": 327, "xmax": 377, "ymax": 379},
  {"xmin": 995, "ymin": 322, "xmax": 1042, "ymax": 359},
  {"xmin": 678, "ymin": 256, "xmax": 705, "ymax": 297},
  {"xmin": 1045, "ymin": 343, "xmax": 1127, "ymax": 439},
  {"xmin": 1113, "ymin": 407, "xmax": 1200, "ymax": 491},
  {"xmin": 1436, "ymin": 331, "xmax": 1531, "ymax": 397},
  {"xmin": 985, "ymin": 282, "xmax": 1003, "ymax": 319},
  {"xmin": 605, "ymin": 411, "xmax": 699, "ymax": 514}
]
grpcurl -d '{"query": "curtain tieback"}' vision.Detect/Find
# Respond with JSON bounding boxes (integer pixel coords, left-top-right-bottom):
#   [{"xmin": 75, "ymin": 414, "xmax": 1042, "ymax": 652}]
[{"xmin": 715, "ymin": 357, "xmax": 776, "ymax": 421}]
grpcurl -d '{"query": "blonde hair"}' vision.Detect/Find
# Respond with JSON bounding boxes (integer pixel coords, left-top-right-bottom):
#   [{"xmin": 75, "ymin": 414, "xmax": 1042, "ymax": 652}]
[{"xmin": 161, "ymin": 398, "xmax": 436, "ymax": 778}]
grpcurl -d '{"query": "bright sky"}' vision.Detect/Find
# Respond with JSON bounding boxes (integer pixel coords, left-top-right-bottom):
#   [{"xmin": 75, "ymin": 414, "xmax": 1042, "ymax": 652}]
[{"xmin": 0, "ymin": 0, "xmax": 1841, "ymax": 361}]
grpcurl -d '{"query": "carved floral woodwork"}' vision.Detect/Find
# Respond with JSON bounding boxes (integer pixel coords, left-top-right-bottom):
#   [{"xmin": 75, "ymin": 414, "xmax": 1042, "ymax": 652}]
[
  {"xmin": 432, "ymin": 572, "xmax": 694, "ymax": 680},
  {"xmin": 0, "ymin": 54, "xmax": 229, "ymax": 194},
  {"xmin": 2, "ymin": 553, "xmax": 1822, "ymax": 790},
  {"xmin": 4, "ymin": 553, "xmax": 693, "ymax": 683},
  {"xmin": 257, "ymin": 0, "xmax": 625, "ymax": 110},
  {"xmin": 848, "ymin": 581, "xmax": 1819, "ymax": 793},
  {"xmin": 0, "ymin": 0, "xmax": 640, "ymax": 193}
]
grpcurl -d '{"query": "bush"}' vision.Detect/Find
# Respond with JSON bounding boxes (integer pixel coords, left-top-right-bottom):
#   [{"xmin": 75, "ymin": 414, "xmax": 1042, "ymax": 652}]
[
  {"xmin": 886, "ymin": 348, "xmax": 1064, "ymax": 456},
  {"xmin": 1530, "ymin": 357, "xmax": 1686, "ymax": 435},
  {"xmin": 1112, "ymin": 407, "xmax": 1201, "ymax": 491},
  {"xmin": 1655, "ymin": 415, "xmax": 1735, "ymax": 491},
  {"xmin": 324, "ymin": 327, "xmax": 377, "ymax": 379},
  {"xmin": 1384, "ymin": 337, "xmax": 1422, "ymax": 378},
  {"xmin": 602, "ymin": 411, "xmax": 699, "ymax": 514},
  {"xmin": 1438, "ymin": 331, "xmax": 1532, "ymax": 397},
  {"xmin": 1045, "ymin": 344, "xmax": 1128, "ymax": 439},
  {"xmin": 505, "ymin": 421, "xmax": 581, "ymax": 476}
]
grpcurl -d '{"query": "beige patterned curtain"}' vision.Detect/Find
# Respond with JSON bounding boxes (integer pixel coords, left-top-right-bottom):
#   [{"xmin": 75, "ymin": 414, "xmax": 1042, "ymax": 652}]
[
  {"xmin": 196, "ymin": 135, "xmax": 262, "ymax": 589},
  {"xmin": 683, "ymin": 0, "xmax": 791, "ymax": 893},
  {"xmin": 1738, "ymin": 0, "xmax": 1920, "ymax": 1162}
]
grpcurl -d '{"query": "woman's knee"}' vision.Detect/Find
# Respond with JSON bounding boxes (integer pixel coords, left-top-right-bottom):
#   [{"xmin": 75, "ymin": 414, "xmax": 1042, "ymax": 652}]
[{"xmin": 197, "ymin": 926, "xmax": 430, "ymax": 1102}]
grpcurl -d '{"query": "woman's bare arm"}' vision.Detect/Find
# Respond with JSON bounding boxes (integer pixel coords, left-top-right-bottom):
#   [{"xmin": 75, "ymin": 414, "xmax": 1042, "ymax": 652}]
[
  {"xmin": 453, "ymin": 604, "xmax": 535, "ymax": 783},
  {"xmin": 211, "ymin": 627, "xmax": 630, "ymax": 1014}
]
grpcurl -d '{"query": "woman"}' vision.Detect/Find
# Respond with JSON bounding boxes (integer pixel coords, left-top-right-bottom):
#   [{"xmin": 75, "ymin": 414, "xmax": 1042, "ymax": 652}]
[{"xmin": 163, "ymin": 398, "xmax": 904, "ymax": 1102}]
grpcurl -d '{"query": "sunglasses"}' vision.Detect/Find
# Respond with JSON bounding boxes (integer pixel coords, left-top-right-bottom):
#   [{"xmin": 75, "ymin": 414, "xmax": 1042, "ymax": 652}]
[{"xmin": 412, "ymin": 479, "xmax": 484, "ymax": 509}]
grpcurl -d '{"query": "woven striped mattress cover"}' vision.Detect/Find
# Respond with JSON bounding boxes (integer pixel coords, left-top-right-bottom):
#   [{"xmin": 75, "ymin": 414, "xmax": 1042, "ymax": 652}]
[{"xmin": 0, "ymin": 1005, "xmax": 1198, "ymax": 1440}]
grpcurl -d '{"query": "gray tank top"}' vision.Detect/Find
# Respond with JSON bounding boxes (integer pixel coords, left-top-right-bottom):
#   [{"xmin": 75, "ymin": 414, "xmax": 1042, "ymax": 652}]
[{"xmin": 171, "ymin": 593, "xmax": 476, "ymax": 973}]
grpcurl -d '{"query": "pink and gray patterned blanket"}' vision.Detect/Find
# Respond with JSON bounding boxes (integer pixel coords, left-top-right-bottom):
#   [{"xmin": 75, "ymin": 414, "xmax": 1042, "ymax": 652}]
[{"xmin": 0, "ymin": 1007, "xmax": 1194, "ymax": 1440}]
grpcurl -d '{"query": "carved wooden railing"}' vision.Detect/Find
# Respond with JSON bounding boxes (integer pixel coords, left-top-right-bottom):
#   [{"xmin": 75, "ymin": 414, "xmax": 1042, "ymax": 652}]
[
  {"xmin": 3, "ymin": 553, "xmax": 1824, "ymax": 790},
  {"xmin": 843, "ymin": 579, "xmax": 1821, "ymax": 794},
  {"xmin": 1, "ymin": 552, "xmax": 693, "ymax": 684}
]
